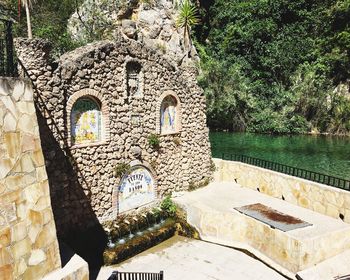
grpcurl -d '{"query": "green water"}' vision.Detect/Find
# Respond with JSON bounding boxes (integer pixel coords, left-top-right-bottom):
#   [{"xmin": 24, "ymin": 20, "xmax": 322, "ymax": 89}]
[{"xmin": 210, "ymin": 132, "xmax": 350, "ymax": 180}]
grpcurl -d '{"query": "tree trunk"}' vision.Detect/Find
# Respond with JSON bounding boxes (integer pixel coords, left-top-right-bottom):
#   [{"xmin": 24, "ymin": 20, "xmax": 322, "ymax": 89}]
[
  {"xmin": 25, "ymin": 2, "xmax": 33, "ymax": 39},
  {"xmin": 183, "ymin": 25, "xmax": 191, "ymax": 51}
]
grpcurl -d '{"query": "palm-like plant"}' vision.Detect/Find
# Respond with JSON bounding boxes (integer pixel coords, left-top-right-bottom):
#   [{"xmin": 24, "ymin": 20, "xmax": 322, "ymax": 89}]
[
  {"xmin": 176, "ymin": 0, "xmax": 200, "ymax": 50},
  {"xmin": 20, "ymin": 0, "xmax": 36, "ymax": 39}
]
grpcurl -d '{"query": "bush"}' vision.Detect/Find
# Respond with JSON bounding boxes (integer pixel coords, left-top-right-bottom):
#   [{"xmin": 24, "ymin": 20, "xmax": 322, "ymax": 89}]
[
  {"xmin": 114, "ymin": 163, "xmax": 130, "ymax": 178},
  {"xmin": 148, "ymin": 134, "xmax": 160, "ymax": 149},
  {"xmin": 160, "ymin": 195, "xmax": 177, "ymax": 217}
]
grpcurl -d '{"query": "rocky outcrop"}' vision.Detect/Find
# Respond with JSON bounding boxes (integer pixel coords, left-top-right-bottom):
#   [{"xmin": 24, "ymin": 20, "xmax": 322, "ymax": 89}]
[{"xmin": 68, "ymin": 0, "xmax": 199, "ymax": 66}]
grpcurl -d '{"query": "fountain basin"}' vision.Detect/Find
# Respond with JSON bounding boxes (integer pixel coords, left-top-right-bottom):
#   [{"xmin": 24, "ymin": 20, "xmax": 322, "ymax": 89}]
[{"xmin": 103, "ymin": 218, "xmax": 198, "ymax": 265}]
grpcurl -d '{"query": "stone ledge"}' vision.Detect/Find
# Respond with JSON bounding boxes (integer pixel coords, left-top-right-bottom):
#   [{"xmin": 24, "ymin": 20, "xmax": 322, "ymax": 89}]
[
  {"xmin": 42, "ymin": 254, "xmax": 89, "ymax": 280},
  {"xmin": 296, "ymin": 249, "xmax": 350, "ymax": 280}
]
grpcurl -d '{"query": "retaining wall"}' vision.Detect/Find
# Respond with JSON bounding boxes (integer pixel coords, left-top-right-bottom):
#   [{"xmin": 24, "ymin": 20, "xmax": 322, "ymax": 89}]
[
  {"xmin": 213, "ymin": 158, "xmax": 350, "ymax": 223},
  {"xmin": 0, "ymin": 78, "xmax": 61, "ymax": 279}
]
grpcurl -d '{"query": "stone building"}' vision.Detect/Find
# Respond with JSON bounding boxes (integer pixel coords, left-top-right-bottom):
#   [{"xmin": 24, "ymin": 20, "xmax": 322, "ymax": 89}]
[{"xmin": 14, "ymin": 36, "xmax": 212, "ymax": 237}]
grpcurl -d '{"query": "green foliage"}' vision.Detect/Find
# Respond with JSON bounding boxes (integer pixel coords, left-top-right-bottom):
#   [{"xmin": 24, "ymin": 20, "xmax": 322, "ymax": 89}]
[
  {"xmin": 177, "ymin": 0, "xmax": 200, "ymax": 48},
  {"xmin": 148, "ymin": 133, "xmax": 160, "ymax": 149},
  {"xmin": 196, "ymin": 0, "xmax": 350, "ymax": 134},
  {"xmin": 139, "ymin": 0, "xmax": 157, "ymax": 8},
  {"xmin": 160, "ymin": 195, "xmax": 177, "ymax": 217},
  {"xmin": 114, "ymin": 163, "xmax": 130, "ymax": 178},
  {"xmin": 198, "ymin": 54, "xmax": 255, "ymax": 131},
  {"xmin": 188, "ymin": 181, "xmax": 196, "ymax": 191},
  {"xmin": 176, "ymin": 0, "xmax": 200, "ymax": 29},
  {"xmin": 71, "ymin": 0, "xmax": 118, "ymax": 43},
  {"xmin": 6, "ymin": 0, "xmax": 84, "ymax": 56}
]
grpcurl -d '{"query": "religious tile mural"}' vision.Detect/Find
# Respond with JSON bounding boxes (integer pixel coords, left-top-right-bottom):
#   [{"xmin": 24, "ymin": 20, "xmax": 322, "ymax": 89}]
[
  {"xmin": 118, "ymin": 166, "xmax": 156, "ymax": 213},
  {"xmin": 160, "ymin": 96, "xmax": 177, "ymax": 134},
  {"xmin": 71, "ymin": 98, "xmax": 101, "ymax": 145}
]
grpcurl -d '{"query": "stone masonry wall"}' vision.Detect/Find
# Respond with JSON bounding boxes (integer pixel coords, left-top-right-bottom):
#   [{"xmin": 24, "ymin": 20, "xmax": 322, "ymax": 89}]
[
  {"xmin": 214, "ymin": 158, "xmax": 350, "ymax": 223},
  {"xmin": 0, "ymin": 78, "xmax": 61, "ymax": 279},
  {"xmin": 14, "ymin": 37, "xmax": 212, "ymax": 237}
]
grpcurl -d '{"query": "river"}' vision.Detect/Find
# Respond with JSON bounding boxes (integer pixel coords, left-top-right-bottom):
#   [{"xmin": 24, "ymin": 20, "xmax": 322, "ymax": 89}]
[{"xmin": 210, "ymin": 132, "xmax": 350, "ymax": 180}]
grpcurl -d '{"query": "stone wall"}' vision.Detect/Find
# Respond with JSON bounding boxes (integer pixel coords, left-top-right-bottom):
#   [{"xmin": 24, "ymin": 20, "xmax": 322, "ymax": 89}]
[
  {"xmin": 0, "ymin": 78, "xmax": 61, "ymax": 279},
  {"xmin": 14, "ymin": 37, "xmax": 212, "ymax": 237},
  {"xmin": 214, "ymin": 158, "xmax": 350, "ymax": 223}
]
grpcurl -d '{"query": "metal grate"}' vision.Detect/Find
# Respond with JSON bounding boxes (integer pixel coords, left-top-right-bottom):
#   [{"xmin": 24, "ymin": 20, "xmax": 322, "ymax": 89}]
[
  {"xmin": 0, "ymin": 19, "xmax": 17, "ymax": 77},
  {"xmin": 108, "ymin": 271, "xmax": 164, "ymax": 280}
]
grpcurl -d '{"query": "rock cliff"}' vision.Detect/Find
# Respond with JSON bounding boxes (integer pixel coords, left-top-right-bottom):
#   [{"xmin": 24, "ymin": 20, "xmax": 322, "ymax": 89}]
[{"xmin": 68, "ymin": 0, "xmax": 199, "ymax": 66}]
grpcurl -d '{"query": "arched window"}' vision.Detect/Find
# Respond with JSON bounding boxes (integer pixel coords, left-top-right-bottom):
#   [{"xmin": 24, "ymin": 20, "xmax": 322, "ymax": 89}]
[
  {"xmin": 160, "ymin": 95, "xmax": 179, "ymax": 134},
  {"xmin": 70, "ymin": 97, "xmax": 102, "ymax": 145}
]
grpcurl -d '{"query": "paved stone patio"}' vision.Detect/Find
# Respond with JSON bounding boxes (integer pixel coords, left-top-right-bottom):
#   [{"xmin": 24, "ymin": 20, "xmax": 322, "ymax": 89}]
[
  {"xmin": 97, "ymin": 236, "xmax": 286, "ymax": 280},
  {"xmin": 174, "ymin": 182, "xmax": 350, "ymax": 276}
]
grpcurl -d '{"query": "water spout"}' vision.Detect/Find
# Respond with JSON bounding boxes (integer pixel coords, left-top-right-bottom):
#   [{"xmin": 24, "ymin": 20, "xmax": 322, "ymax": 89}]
[
  {"xmin": 113, "ymin": 225, "xmax": 126, "ymax": 245},
  {"xmin": 104, "ymin": 227, "xmax": 115, "ymax": 249},
  {"xmin": 133, "ymin": 217, "xmax": 143, "ymax": 236},
  {"xmin": 147, "ymin": 211, "xmax": 156, "ymax": 230},
  {"xmin": 156, "ymin": 207, "xmax": 165, "ymax": 224},
  {"xmin": 153, "ymin": 210, "xmax": 161, "ymax": 229},
  {"xmin": 124, "ymin": 220, "xmax": 134, "ymax": 239},
  {"xmin": 141, "ymin": 213, "xmax": 150, "ymax": 228}
]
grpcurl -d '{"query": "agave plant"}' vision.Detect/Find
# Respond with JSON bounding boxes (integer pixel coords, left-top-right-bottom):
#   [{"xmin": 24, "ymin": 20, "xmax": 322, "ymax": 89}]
[{"xmin": 176, "ymin": 0, "xmax": 200, "ymax": 50}]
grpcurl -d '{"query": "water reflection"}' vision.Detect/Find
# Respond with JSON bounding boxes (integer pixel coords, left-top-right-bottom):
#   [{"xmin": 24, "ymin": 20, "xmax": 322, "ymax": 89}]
[{"xmin": 210, "ymin": 132, "xmax": 350, "ymax": 180}]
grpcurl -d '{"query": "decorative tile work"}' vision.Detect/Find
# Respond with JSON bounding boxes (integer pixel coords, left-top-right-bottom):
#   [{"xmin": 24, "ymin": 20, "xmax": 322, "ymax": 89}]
[
  {"xmin": 71, "ymin": 98, "xmax": 101, "ymax": 144},
  {"xmin": 118, "ymin": 165, "xmax": 157, "ymax": 213},
  {"xmin": 156, "ymin": 91, "xmax": 182, "ymax": 135},
  {"xmin": 66, "ymin": 89, "xmax": 110, "ymax": 147},
  {"xmin": 161, "ymin": 96, "xmax": 177, "ymax": 134}
]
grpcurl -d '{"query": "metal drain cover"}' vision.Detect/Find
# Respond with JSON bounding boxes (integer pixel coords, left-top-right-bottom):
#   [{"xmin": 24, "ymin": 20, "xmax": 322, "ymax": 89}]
[{"xmin": 234, "ymin": 203, "xmax": 312, "ymax": 232}]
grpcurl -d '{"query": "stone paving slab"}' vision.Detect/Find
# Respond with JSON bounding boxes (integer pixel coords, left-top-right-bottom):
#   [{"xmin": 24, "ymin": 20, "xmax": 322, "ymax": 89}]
[
  {"xmin": 97, "ymin": 236, "xmax": 287, "ymax": 280},
  {"xmin": 296, "ymin": 249, "xmax": 350, "ymax": 280},
  {"xmin": 174, "ymin": 182, "xmax": 350, "ymax": 275}
]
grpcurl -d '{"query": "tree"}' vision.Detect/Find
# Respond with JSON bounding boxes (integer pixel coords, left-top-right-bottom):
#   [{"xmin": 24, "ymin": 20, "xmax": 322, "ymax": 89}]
[
  {"xmin": 194, "ymin": 0, "xmax": 350, "ymax": 134},
  {"xmin": 21, "ymin": 0, "xmax": 36, "ymax": 39},
  {"xmin": 176, "ymin": 0, "xmax": 200, "ymax": 50}
]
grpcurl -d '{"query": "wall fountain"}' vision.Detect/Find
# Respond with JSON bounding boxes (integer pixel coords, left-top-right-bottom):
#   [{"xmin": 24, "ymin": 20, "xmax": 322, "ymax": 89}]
[{"xmin": 102, "ymin": 205, "xmax": 199, "ymax": 266}]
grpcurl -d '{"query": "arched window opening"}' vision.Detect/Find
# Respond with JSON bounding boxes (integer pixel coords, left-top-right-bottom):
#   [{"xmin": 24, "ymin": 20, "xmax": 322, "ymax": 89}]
[
  {"xmin": 126, "ymin": 61, "xmax": 142, "ymax": 98},
  {"xmin": 71, "ymin": 97, "xmax": 102, "ymax": 145},
  {"xmin": 160, "ymin": 95, "xmax": 178, "ymax": 134}
]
